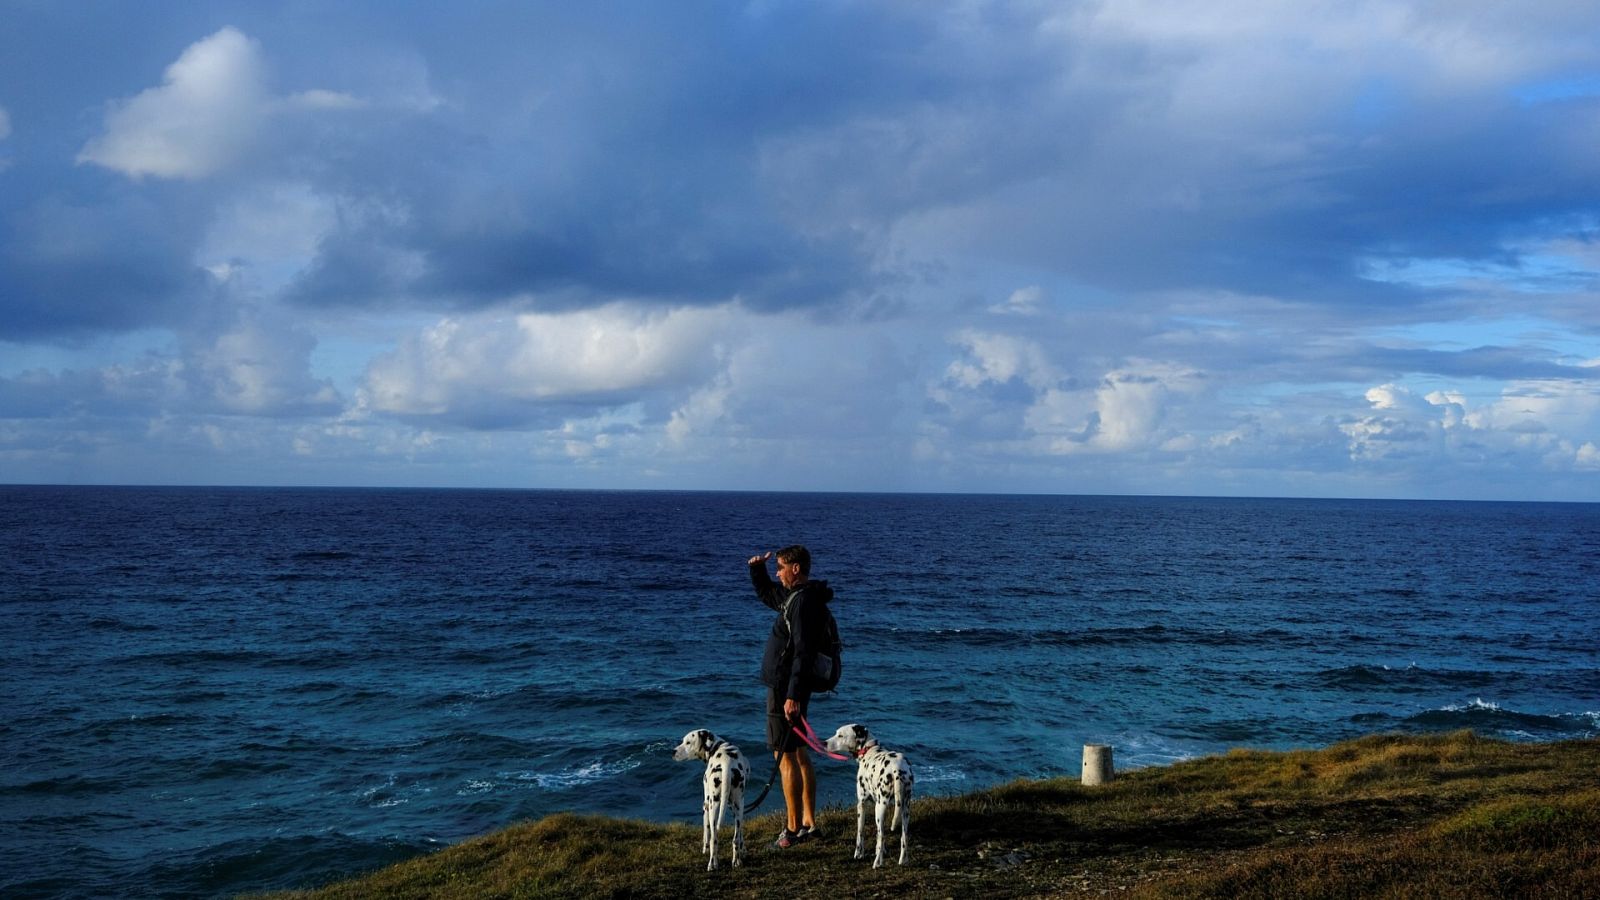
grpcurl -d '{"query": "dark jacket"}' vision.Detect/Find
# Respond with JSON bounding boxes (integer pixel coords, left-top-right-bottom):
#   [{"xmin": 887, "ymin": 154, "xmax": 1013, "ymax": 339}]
[{"xmin": 750, "ymin": 562, "xmax": 834, "ymax": 701}]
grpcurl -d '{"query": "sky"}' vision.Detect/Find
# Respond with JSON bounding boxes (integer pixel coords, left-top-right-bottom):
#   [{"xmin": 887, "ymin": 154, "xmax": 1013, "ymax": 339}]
[{"xmin": 3, "ymin": 1, "xmax": 1600, "ymax": 500}]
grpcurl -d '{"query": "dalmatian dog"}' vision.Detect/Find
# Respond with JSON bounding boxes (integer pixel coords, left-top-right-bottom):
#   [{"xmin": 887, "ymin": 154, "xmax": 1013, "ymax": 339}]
[
  {"xmin": 673, "ymin": 729, "xmax": 750, "ymax": 870},
  {"xmin": 825, "ymin": 723, "xmax": 914, "ymax": 867}
]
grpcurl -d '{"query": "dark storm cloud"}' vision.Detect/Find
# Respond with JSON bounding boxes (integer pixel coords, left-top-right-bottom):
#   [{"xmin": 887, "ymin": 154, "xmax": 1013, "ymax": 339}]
[
  {"xmin": 0, "ymin": 188, "xmax": 210, "ymax": 340},
  {"xmin": 277, "ymin": 2, "xmax": 1073, "ymax": 312}
]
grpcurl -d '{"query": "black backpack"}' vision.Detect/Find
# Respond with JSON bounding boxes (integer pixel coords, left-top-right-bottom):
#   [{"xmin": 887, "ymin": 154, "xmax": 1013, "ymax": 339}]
[{"xmin": 784, "ymin": 590, "xmax": 843, "ymax": 693}]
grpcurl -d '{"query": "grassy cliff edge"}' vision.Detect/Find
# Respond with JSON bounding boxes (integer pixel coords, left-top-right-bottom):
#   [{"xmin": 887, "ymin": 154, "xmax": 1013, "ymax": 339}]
[{"xmin": 264, "ymin": 731, "xmax": 1600, "ymax": 898}]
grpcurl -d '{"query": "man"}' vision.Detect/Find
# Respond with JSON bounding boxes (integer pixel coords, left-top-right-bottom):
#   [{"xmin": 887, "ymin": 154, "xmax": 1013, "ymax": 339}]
[{"xmin": 748, "ymin": 544, "xmax": 835, "ymax": 849}]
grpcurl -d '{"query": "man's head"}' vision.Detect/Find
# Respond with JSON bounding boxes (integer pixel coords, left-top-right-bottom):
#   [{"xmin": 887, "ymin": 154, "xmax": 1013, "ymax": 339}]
[{"xmin": 776, "ymin": 544, "xmax": 810, "ymax": 588}]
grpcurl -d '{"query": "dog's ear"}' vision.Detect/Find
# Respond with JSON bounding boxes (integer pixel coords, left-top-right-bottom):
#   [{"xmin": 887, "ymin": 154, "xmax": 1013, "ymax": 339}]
[
  {"xmin": 697, "ymin": 729, "xmax": 714, "ymax": 752},
  {"xmin": 851, "ymin": 724, "xmax": 869, "ymax": 744}
]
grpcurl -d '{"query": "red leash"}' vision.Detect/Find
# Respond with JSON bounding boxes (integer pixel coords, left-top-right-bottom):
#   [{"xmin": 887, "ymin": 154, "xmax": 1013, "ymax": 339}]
[{"xmin": 791, "ymin": 715, "xmax": 851, "ymax": 760}]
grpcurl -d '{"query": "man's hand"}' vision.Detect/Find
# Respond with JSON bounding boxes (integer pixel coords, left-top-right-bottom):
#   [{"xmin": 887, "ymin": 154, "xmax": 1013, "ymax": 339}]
[
  {"xmin": 783, "ymin": 697, "xmax": 799, "ymax": 721},
  {"xmin": 748, "ymin": 551, "xmax": 772, "ymax": 566}
]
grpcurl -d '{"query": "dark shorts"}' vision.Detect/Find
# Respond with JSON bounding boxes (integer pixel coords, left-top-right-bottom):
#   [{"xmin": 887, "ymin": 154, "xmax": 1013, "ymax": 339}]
[{"xmin": 765, "ymin": 686, "xmax": 810, "ymax": 753}]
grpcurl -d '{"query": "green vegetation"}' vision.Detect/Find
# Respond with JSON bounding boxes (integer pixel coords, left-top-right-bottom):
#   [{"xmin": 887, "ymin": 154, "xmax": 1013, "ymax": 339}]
[{"xmin": 263, "ymin": 731, "xmax": 1599, "ymax": 898}]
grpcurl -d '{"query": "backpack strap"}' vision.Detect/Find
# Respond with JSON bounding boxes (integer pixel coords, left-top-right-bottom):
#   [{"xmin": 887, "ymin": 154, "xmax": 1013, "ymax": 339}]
[{"xmin": 778, "ymin": 587, "xmax": 804, "ymax": 635}]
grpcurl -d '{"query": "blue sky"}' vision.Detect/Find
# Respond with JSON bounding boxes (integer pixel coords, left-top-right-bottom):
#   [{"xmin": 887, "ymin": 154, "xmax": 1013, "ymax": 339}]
[{"xmin": 3, "ymin": 1, "xmax": 1600, "ymax": 499}]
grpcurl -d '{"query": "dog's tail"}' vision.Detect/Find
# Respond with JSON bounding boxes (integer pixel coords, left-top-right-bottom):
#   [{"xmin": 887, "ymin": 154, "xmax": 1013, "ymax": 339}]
[
  {"xmin": 890, "ymin": 777, "xmax": 910, "ymax": 831},
  {"xmin": 714, "ymin": 762, "xmax": 733, "ymax": 832}
]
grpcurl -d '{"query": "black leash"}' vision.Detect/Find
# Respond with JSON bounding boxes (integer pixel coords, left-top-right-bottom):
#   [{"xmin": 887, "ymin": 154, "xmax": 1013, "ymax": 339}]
[
  {"xmin": 743, "ymin": 758, "xmax": 781, "ymax": 814},
  {"xmin": 682, "ymin": 748, "xmax": 780, "ymax": 817},
  {"xmin": 741, "ymin": 715, "xmax": 841, "ymax": 813}
]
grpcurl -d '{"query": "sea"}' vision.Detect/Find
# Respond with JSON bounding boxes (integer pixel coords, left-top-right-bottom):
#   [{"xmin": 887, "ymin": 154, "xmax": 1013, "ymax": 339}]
[{"xmin": 3, "ymin": 486, "xmax": 1597, "ymax": 899}]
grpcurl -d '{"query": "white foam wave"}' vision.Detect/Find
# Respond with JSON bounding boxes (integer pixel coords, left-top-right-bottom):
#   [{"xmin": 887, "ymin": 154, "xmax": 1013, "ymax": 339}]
[
  {"xmin": 505, "ymin": 757, "xmax": 642, "ymax": 791},
  {"xmin": 1441, "ymin": 698, "xmax": 1502, "ymax": 713},
  {"xmin": 359, "ymin": 773, "xmax": 432, "ymax": 808},
  {"xmin": 914, "ymin": 764, "xmax": 968, "ymax": 785},
  {"xmin": 1564, "ymin": 710, "xmax": 1600, "ymax": 734},
  {"xmin": 1094, "ymin": 733, "xmax": 1199, "ymax": 769}
]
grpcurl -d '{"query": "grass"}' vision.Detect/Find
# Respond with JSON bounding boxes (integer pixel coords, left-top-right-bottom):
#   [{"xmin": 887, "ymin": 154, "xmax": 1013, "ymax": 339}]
[{"xmin": 259, "ymin": 731, "xmax": 1600, "ymax": 898}]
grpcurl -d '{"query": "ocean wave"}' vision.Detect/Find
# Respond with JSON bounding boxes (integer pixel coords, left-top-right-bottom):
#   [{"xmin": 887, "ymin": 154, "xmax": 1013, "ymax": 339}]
[
  {"xmin": 411, "ymin": 731, "xmax": 540, "ymax": 760},
  {"xmin": 1101, "ymin": 733, "xmax": 1202, "ymax": 769},
  {"xmin": 85, "ymin": 616, "xmax": 159, "ymax": 632},
  {"xmin": 912, "ymin": 764, "xmax": 969, "ymax": 785},
  {"xmin": 277, "ymin": 680, "xmax": 344, "ymax": 695},
  {"xmin": 61, "ymin": 712, "xmax": 209, "ymax": 739},
  {"xmin": 1401, "ymin": 698, "xmax": 1596, "ymax": 737},
  {"xmin": 240, "ymin": 736, "xmax": 358, "ymax": 756},
  {"xmin": 504, "ymin": 756, "xmax": 644, "ymax": 791},
  {"xmin": 1314, "ymin": 664, "xmax": 1500, "ymax": 691},
  {"xmin": 359, "ymin": 773, "xmax": 432, "ymax": 809},
  {"xmin": 1, "ymin": 772, "xmax": 127, "ymax": 797},
  {"xmin": 114, "ymin": 649, "xmax": 276, "ymax": 668}
]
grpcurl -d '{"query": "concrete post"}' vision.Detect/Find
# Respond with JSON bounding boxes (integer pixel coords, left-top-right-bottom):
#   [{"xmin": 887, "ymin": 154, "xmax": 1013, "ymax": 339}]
[{"xmin": 1082, "ymin": 744, "xmax": 1113, "ymax": 786}]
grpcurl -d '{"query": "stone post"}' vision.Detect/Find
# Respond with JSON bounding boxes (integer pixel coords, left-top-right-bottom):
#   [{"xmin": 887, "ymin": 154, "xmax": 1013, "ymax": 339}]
[{"xmin": 1082, "ymin": 744, "xmax": 1113, "ymax": 786}]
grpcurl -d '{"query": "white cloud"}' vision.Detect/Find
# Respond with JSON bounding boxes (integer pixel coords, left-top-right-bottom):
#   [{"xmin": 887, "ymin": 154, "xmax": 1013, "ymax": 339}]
[
  {"xmin": 942, "ymin": 330, "xmax": 1059, "ymax": 391},
  {"xmin": 1465, "ymin": 378, "xmax": 1600, "ymax": 436},
  {"xmin": 1031, "ymin": 361, "xmax": 1207, "ymax": 455},
  {"xmin": 1343, "ymin": 377, "xmax": 1600, "ymax": 469},
  {"xmin": 935, "ymin": 328, "xmax": 1210, "ymax": 456},
  {"xmin": 989, "ymin": 285, "xmax": 1045, "ymax": 316},
  {"xmin": 1344, "ymin": 383, "xmax": 1466, "ymax": 461},
  {"xmin": 76, "ymin": 27, "xmax": 358, "ymax": 180},
  {"xmin": 1091, "ymin": 362, "xmax": 1206, "ymax": 452},
  {"xmin": 0, "ymin": 307, "xmax": 338, "ymax": 422},
  {"xmin": 286, "ymin": 88, "xmax": 363, "ymax": 111},
  {"xmin": 187, "ymin": 314, "xmax": 342, "ymax": 416},
  {"xmin": 666, "ymin": 376, "xmax": 733, "ymax": 445},
  {"xmin": 1577, "ymin": 441, "xmax": 1600, "ymax": 469},
  {"xmin": 78, "ymin": 28, "xmax": 270, "ymax": 179},
  {"xmin": 1023, "ymin": 386, "xmax": 1098, "ymax": 440},
  {"xmin": 362, "ymin": 304, "xmax": 732, "ymax": 421}
]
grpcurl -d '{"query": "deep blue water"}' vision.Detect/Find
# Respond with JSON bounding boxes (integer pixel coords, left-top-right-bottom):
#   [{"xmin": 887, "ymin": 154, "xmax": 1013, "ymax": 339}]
[{"xmin": 3, "ymin": 486, "xmax": 1598, "ymax": 898}]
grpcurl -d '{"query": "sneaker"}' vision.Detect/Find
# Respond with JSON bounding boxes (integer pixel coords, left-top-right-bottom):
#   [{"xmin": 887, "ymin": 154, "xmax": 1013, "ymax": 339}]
[
  {"xmin": 796, "ymin": 825, "xmax": 822, "ymax": 842},
  {"xmin": 773, "ymin": 828, "xmax": 799, "ymax": 849}
]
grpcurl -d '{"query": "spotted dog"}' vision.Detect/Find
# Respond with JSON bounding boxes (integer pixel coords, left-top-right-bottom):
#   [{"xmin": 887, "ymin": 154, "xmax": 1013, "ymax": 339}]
[
  {"xmin": 825, "ymin": 723, "xmax": 914, "ymax": 867},
  {"xmin": 673, "ymin": 729, "xmax": 750, "ymax": 870}
]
